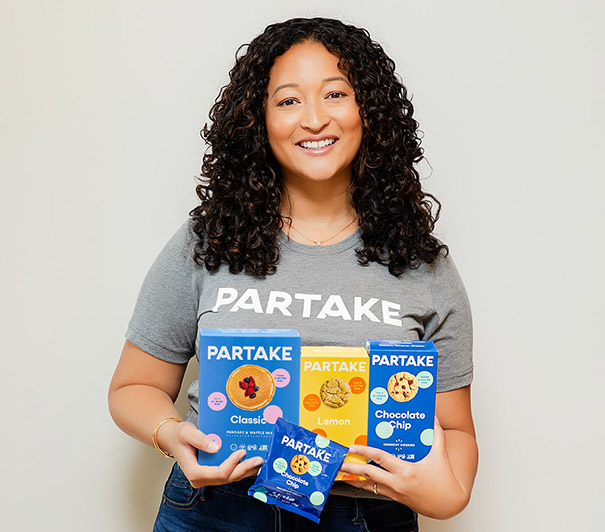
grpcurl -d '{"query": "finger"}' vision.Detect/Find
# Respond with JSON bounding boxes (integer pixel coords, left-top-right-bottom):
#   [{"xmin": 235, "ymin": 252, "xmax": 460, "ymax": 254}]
[
  {"xmin": 225, "ymin": 456, "xmax": 264, "ymax": 483},
  {"xmin": 186, "ymin": 449, "xmax": 247, "ymax": 488},
  {"xmin": 219, "ymin": 451, "xmax": 265, "ymax": 483},
  {"xmin": 343, "ymin": 479, "xmax": 398, "ymax": 501},
  {"xmin": 348, "ymin": 445, "xmax": 406, "ymax": 472},
  {"xmin": 433, "ymin": 416, "xmax": 445, "ymax": 443},
  {"xmin": 218, "ymin": 449, "xmax": 247, "ymax": 474},
  {"xmin": 338, "ymin": 459, "xmax": 394, "ymax": 486},
  {"xmin": 434, "ymin": 415, "xmax": 444, "ymax": 436},
  {"xmin": 242, "ymin": 455, "xmax": 264, "ymax": 468},
  {"xmin": 420, "ymin": 415, "xmax": 446, "ymax": 462},
  {"xmin": 181, "ymin": 424, "xmax": 221, "ymax": 453}
]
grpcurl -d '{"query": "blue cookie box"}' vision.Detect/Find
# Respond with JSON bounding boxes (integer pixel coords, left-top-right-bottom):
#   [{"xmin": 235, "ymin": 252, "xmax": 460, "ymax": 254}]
[{"xmin": 365, "ymin": 340, "xmax": 438, "ymax": 462}]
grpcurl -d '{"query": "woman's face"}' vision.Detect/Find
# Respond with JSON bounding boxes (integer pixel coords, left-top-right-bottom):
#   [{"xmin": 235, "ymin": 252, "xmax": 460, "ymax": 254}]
[{"xmin": 265, "ymin": 41, "xmax": 363, "ymax": 189}]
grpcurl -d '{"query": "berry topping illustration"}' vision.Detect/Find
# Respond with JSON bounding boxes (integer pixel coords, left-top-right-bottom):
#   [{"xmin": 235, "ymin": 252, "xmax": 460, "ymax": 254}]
[{"xmin": 239, "ymin": 376, "xmax": 259, "ymax": 399}]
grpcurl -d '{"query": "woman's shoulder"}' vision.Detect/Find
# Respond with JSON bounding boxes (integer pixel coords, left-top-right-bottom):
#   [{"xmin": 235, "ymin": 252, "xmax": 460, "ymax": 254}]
[
  {"xmin": 425, "ymin": 245, "xmax": 470, "ymax": 313},
  {"xmin": 148, "ymin": 218, "xmax": 201, "ymax": 273},
  {"xmin": 400, "ymin": 244, "xmax": 467, "ymax": 299}
]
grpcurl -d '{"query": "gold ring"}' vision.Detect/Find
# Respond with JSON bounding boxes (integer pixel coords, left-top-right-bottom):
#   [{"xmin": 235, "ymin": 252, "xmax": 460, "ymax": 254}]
[{"xmin": 373, "ymin": 482, "xmax": 378, "ymax": 495}]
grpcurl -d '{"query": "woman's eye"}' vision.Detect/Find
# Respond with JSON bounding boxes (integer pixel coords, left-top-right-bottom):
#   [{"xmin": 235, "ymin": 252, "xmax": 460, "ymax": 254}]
[
  {"xmin": 278, "ymin": 98, "xmax": 297, "ymax": 107},
  {"xmin": 327, "ymin": 92, "xmax": 346, "ymax": 99}
]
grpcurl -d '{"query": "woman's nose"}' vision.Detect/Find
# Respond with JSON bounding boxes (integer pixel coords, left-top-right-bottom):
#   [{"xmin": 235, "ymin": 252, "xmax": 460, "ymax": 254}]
[{"xmin": 300, "ymin": 100, "xmax": 329, "ymax": 131}]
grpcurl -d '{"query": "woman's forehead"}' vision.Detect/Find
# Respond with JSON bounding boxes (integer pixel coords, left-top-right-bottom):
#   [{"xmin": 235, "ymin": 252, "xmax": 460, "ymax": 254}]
[{"xmin": 267, "ymin": 41, "xmax": 349, "ymax": 92}]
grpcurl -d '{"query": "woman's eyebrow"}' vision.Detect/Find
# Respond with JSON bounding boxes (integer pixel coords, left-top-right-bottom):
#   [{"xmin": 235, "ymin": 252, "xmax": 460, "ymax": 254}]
[
  {"xmin": 271, "ymin": 83, "xmax": 298, "ymax": 98},
  {"xmin": 270, "ymin": 76, "xmax": 351, "ymax": 98},
  {"xmin": 322, "ymin": 76, "xmax": 350, "ymax": 85}
]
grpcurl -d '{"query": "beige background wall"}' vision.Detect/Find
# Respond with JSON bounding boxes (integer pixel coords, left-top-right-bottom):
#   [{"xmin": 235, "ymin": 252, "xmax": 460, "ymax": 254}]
[{"xmin": 2, "ymin": 1, "xmax": 603, "ymax": 530}]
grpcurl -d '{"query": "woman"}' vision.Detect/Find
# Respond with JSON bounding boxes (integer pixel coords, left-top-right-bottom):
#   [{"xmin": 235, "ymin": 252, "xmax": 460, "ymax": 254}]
[{"xmin": 109, "ymin": 17, "xmax": 478, "ymax": 532}]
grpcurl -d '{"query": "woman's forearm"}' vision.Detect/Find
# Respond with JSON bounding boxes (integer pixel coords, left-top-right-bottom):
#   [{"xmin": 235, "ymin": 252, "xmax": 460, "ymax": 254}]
[
  {"xmin": 108, "ymin": 384, "xmax": 182, "ymax": 452},
  {"xmin": 108, "ymin": 341, "xmax": 189, "ymax": 454},
  {"xmin": 444, "ymin": 428, "xmax": 479, "ymax": 501}
]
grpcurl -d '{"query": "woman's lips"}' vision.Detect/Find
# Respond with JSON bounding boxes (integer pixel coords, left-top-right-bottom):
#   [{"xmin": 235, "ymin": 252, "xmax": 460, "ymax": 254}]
[{"xmin": 295, "ymin": 138, "xmax": 338, "ymax": 155}]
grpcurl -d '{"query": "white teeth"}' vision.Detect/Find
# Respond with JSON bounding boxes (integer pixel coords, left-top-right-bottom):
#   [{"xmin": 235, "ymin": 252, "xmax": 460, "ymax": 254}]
[{"xmin": 299, "ymin": 138, "xmax": 336, "ymax": 149}]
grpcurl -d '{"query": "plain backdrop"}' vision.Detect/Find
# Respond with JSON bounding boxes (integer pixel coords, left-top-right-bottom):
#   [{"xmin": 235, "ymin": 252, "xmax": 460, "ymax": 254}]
[{"xmin": 1, "ymin": 1, "xmax": 603, "ymax": 530}]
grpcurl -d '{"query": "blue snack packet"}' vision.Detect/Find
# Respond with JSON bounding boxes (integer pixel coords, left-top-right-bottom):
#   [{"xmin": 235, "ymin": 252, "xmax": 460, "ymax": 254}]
[{"xmin": 248, "ymin": 417, "xmax": 348, "ymax": 523}]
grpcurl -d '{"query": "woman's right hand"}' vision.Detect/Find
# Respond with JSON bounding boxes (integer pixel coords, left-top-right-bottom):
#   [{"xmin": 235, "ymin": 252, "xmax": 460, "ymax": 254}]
[
  {"xmin": 109, "ymin": 342, "xmax": 263, "ymax": 487},
  {"xmin": 159, "ymin": 420, "xmax": 264, "ymax": 488}
]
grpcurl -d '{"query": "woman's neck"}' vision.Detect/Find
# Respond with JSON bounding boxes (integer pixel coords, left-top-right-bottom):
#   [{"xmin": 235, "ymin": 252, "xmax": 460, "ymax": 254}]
[{"xmin": 281, "ymin": 183, "xmax": 358, "ymax": 246}]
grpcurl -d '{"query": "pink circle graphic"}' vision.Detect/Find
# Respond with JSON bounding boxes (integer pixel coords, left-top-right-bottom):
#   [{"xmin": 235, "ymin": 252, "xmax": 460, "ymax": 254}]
[
  {"xmin": 206, "ymin": 434, "xmax": 222, "ymax": 449},
  {"xmin": 263, "ymin": 405, "xmax": 283, "ymax": 424},
  {"xmin": 207, "ymin": 392, "xmax": 227, "ymax": 411},
  {"xmin": 272, "ymin": 369, "xmax": 291, "ymax": 388}
]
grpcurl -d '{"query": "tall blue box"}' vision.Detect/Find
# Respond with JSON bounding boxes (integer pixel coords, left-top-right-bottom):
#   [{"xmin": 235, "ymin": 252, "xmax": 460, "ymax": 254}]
[
  {"xmin": 365, "ymin": 340, "xmax": 438, "ymax": 462},
  {"xmin": 198, "ymin": 329, "xmax": 301, "ymax": 466}
]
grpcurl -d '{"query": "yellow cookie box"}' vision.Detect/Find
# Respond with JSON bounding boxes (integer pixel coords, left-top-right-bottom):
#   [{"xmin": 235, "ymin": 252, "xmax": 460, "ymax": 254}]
[{"xmin": 299, "ymin": 346, "xmax": 369, "ymax": 480}]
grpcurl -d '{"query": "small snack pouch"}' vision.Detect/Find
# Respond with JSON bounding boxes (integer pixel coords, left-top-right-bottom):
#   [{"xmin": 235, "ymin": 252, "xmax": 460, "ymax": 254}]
[{"xmin": 248, "ymin": 417, "xmax": 348, "ymax": 523}]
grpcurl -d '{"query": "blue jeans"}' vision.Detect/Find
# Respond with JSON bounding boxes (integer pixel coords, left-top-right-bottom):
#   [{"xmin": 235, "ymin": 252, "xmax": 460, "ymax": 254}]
[{"xmin": 154, "ymin": 463, "xmax": 418, "ymax": 532}]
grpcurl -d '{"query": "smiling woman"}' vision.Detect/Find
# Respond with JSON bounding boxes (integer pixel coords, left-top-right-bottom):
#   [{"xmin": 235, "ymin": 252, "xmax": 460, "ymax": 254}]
[{"xmin": 109, "ymin": 16, "xmax": 477, "ymax": 532}]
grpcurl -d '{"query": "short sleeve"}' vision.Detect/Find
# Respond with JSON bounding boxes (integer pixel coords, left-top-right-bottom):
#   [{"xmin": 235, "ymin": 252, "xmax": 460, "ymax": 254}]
[
  {"xmin": 125, "ymin": 220, "xmax": 200, "ymax": 364},
  {"xmin": 423, "ymin": 251, "xmax": 474, "ymax": 392}
]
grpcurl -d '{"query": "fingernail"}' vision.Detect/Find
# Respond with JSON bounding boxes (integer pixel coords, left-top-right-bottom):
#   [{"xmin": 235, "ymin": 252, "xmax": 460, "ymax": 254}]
[
  {"xmin": 208, "ymin": 441, "xmax": 219, "ymax": 452},
  {"xmin": 349, "ymin": 446, "xmax": 357, "ymax": 454},
  {"xmin": 251, "ymin": 457, "xmax": 263, "ymax": 467}
]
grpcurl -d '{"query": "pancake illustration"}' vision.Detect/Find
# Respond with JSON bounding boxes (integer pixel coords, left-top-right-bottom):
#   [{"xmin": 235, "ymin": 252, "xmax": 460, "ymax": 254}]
[{"xmin": 226, "ymin": 364, "xmax": 276, "ymax": 410}]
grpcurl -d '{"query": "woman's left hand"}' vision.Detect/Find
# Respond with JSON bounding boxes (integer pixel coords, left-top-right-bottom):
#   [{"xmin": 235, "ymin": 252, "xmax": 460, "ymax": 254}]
[{"xmin": 339, "ymin": 417, "xmax": 474, "ymax": 519}]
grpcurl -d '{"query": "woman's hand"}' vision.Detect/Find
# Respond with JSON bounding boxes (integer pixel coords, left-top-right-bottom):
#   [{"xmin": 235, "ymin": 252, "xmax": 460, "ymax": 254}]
[
  {"xmin": 109, "ymin": 342, "xmax": 264, "ymax": 488},
  {"xmin": 339, "ymin": 387, "xmax": 479, "ymax": 519},
  {"xmin": 159, "ymin": 420, "xmax": 264, "ymax": 488},
  {"xmin": 340, "ymin": 418, "xmax": 468, "ymax": 519}
]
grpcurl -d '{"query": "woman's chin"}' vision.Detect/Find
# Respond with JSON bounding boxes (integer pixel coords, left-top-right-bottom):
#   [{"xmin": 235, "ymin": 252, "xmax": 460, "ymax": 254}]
[{"xmin": 283, "ymin": 168, "xmax": 353, "ymax": 188}]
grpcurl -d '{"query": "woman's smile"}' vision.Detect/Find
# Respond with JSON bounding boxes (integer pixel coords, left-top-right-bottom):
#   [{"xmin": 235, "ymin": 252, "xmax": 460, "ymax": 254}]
[{"xmin": 296, "ymin": 135, "xmax": 338, "ymax": 154}]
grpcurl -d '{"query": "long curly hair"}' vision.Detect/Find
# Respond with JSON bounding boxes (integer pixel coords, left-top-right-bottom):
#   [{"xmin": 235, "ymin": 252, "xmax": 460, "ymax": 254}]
[{"xmin": 190, "ymin": 17, "xmax": 447, "ymax": 277}]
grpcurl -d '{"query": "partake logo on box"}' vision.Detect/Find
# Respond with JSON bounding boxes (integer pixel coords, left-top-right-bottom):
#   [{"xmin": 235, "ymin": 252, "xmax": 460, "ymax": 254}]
[
  {"xmin": 303, "ymin": 360, "xmax": 367, "ymax": 372},
  {"xmin": 370, "ymin": 354, "xmax": 435, "ymax": 367},
  {"xmin": 206, "ymin": 344, "xmax": 293, "ymax": 361}
]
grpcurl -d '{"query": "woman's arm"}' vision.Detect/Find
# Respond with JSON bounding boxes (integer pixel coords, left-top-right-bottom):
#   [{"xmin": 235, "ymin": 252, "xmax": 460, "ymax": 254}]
[
  {"xmin": 108, "ymin": 340, "xmax": 263, "ymax": 487},
  {"xmin": 340, "ymin": 385, "xmax": 478, "ymax": 519}
]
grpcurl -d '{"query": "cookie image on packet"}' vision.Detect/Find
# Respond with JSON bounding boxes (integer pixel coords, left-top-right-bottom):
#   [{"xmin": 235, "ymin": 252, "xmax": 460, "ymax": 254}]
[
  {"xmin": 248, "ymin": 417, "xmax": 348, "ymax": 523},
  {"xmin": 290, "ymin": 454, "xmax": 310, "ymax": 475}
]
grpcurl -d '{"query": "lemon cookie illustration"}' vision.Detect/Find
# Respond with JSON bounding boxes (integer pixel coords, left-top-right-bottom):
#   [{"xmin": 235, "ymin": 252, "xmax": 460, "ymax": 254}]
[
  {"xmin": 226, "ymin": 365, "xmax": 276, "ymax": 410},
  {"xmin": 387, "ymin": 372, "xmax": 418, "ymax": 402},
  {"xmin": 319, "ymin": 378, "xmax": 352, "ymax": 408},
  {"xmin": 290, "ymin": 454, "xmax": 310, "ymax": 475}
]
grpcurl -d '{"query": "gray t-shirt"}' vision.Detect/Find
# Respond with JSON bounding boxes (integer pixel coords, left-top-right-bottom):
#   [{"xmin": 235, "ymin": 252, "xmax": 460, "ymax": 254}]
[{"xmin": 126, "ymin": 220, "xmax": 473, "ymax": 495}]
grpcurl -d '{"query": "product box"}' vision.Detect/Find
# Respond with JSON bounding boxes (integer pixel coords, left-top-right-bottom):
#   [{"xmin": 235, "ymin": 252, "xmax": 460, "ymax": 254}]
[
  {"xmin": 366, "ymin": 340, "xmax": 438, "ymax": 462},
  {"xmin": 299, "ymin": 346, "xmax": 369, "ymax": 480},
  {"xmin": 198, "ymin": 329, "xmax": 301, "ymax": 466}
]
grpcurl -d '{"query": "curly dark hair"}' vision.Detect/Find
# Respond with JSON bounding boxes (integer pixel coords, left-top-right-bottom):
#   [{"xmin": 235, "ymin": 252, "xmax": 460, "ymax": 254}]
[{"xmin": 190, "ymin": 17, "xmax": 447, "ymax": 277}]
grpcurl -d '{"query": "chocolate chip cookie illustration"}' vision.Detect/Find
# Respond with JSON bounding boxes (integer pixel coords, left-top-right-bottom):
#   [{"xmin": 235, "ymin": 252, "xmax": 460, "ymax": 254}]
[
  {"xmin": 226, "ymin": 365, "xmax": 276, "ymax": 410},
  {"xmin": 290, "ymin": 454, "xmax": 310, "ymax": 475},
  {"xmin": 319, "ymin": 378, "xmax": 352, "ymax": 408},
  {"xmin": 387, "ymin": 372, "xmax": 418, "ymax": 402}
]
